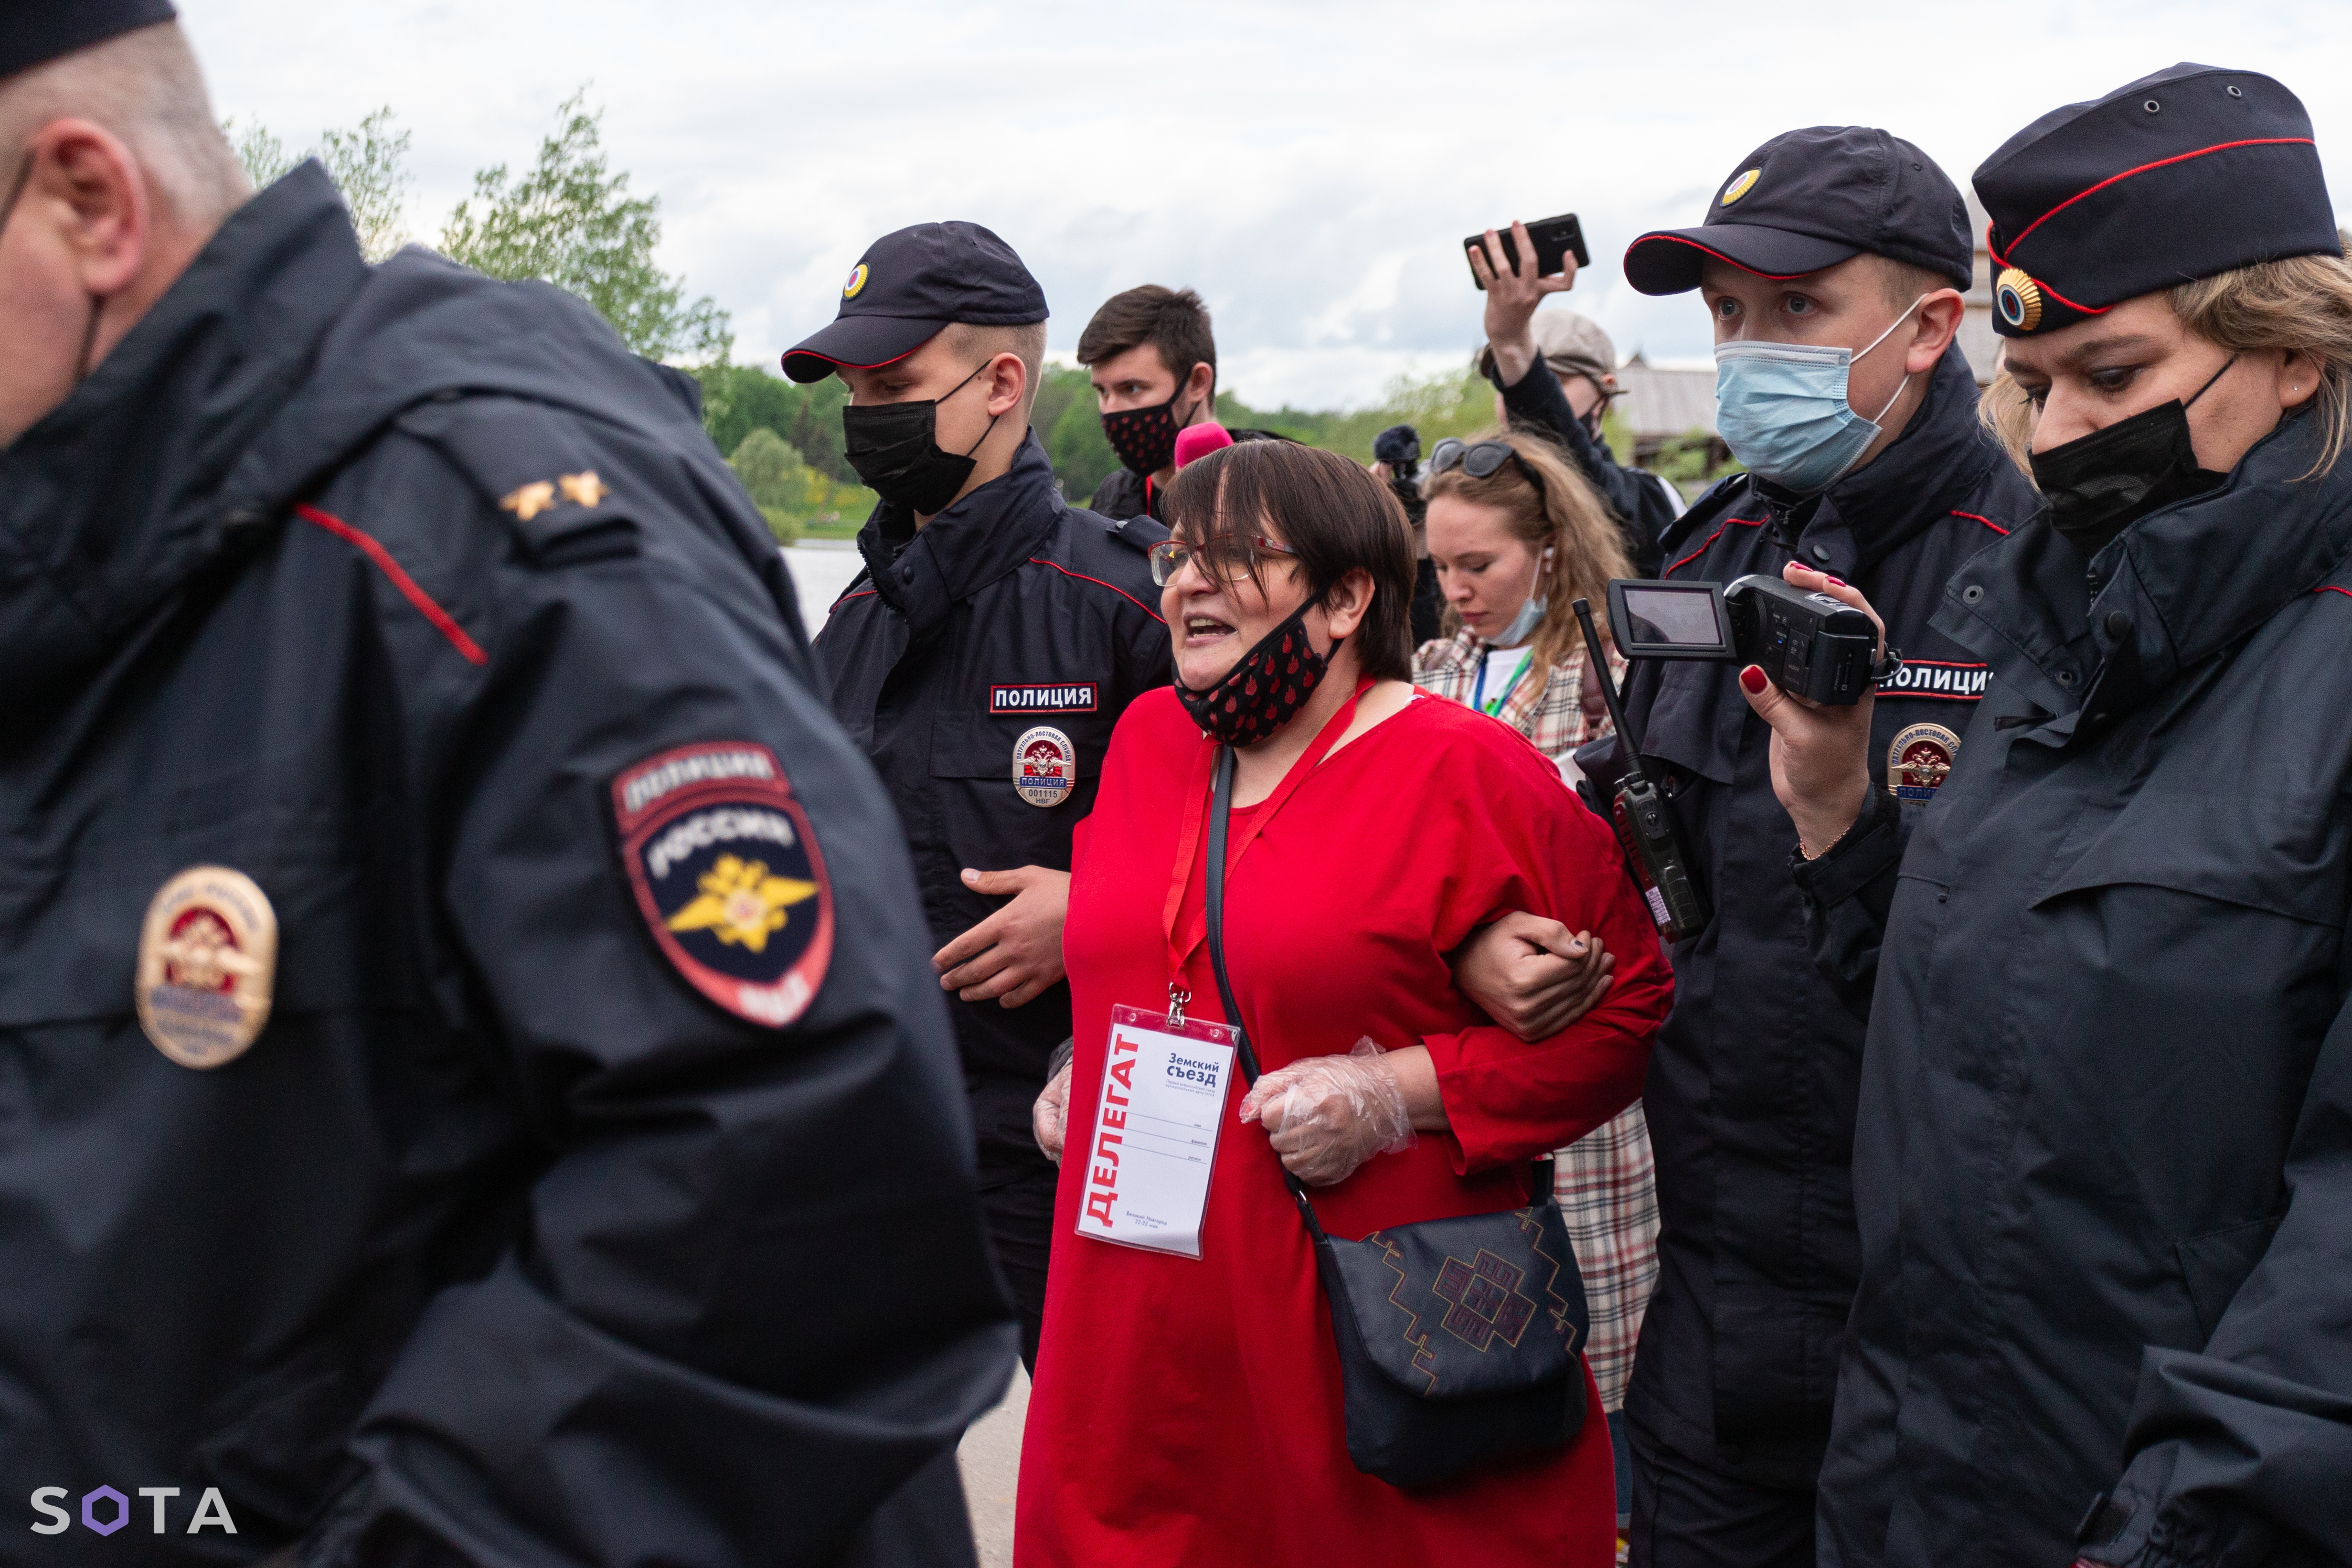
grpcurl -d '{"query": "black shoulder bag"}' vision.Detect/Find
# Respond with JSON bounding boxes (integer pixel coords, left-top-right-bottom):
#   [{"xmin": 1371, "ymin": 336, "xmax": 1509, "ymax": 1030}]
[{"xmin": 1204, "ymin": 744, "xmax": 1589, "ymax": 1489}]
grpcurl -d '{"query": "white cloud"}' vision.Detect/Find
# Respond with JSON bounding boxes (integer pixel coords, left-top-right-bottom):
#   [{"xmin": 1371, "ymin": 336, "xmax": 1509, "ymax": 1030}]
[{"xmin": 181, "ymin": 0, "xmax": 2352, "ymax": 407}]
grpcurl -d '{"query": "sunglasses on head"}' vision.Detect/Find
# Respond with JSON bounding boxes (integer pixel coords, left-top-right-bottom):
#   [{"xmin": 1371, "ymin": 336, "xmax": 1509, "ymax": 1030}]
[{"xmin": 1429, "ymin": 438, "xmax": 1549, "ymax": 505}]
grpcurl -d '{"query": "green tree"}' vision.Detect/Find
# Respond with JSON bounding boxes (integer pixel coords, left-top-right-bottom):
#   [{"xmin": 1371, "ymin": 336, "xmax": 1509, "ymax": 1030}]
[
  {"xmin": 730, "ymin": 428, "xmax": 808, "ymax": 506},
  {"xmin": 224, "ymin": 118, "xmax": 293, "ymax": 187},
  {"xmin": 441, "ymin": 91, "xmax": 730, "ymax": 366},
  {"xmin": 698, "ymin": 364, "xmax": 856, "ymax": 485},
  {"xmin": 728, "ymin": 428, "xmax": 810, "ymax": 543},
  {"xmin": 222, "ymin": 107, "xmax": 412, "ymax": 261},
  {"xmin": 316, "ymin": 108, "xmax": 412, "ymax": 260},
  {"xmin": 1041, "ymin": 366, "xmax": 1120, "ymax": 502}
]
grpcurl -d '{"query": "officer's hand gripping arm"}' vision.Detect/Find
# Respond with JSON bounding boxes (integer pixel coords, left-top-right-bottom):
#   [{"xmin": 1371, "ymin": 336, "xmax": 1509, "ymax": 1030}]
[{"xmin": 1451, "ymin": 912, "xmax": 1615, "ymax": 1040}]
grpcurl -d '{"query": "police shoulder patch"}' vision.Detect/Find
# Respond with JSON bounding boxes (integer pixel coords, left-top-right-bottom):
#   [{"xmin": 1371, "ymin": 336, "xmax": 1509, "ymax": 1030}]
[{"xmin": 613, "ymin": 743, "xmax": 834, "ymax": 1028}]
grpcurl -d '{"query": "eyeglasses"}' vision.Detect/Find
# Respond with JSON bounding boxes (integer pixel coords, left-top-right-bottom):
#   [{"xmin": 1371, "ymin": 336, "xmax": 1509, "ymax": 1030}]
[{"xmin": 1147, "ymin": 535, "xmax": 1299, "ymax": 588}]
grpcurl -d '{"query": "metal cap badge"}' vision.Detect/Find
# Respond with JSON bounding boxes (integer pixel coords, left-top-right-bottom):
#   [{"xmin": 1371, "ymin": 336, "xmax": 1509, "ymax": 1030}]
[{"xmin": 136, "ymin": 866, "xmax": 278, "ymax": 1069}]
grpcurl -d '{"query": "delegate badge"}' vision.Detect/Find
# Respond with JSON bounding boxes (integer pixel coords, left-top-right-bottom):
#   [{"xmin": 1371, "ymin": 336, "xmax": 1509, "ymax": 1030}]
[
  {"xmin": 1888, "ymin": 722, "xmax": 1961, "ymax": 803},
  {"xmin": 1014, "ymin": 724, "xmax": 1077, "ymax": 808},
  {"xmin": 612, "ymin": 742, "xmax": 834, "ymax": 1028},
  {"xmin": 136, "ymin": 866, "xmax": 278, "ymax": 1069}
]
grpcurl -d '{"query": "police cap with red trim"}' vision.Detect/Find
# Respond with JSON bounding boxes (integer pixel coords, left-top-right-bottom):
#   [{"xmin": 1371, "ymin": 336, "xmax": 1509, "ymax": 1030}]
[
  {"xmin": 3, "ymin": 0, "xmax": 176, "ymax": 81},
  {"xmin": 1975, "ymin": 64, "xmax": 2336, "ymax": 338},
  {"xmin": 1623, "ymin": 126, "xmax": 1972, "ymax": 297},
  {"xmin": 781, "ymin": 221, "xmax": 1047, "ymax": 383}
]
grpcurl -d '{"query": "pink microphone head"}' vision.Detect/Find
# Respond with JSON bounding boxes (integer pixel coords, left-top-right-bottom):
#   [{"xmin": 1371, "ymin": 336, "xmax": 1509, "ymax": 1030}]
[{"xmin": 1172, "ymin": 422, "xmax": 1234, "ymax": 470}]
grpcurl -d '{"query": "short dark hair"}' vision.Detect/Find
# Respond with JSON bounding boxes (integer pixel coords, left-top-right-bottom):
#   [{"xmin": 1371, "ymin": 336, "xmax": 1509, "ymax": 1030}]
[
  {"xmin": 1162, "ymin": 440, "xmax": 1414, "ymax": 681},
  {"xmin": 1077, "ymin": 285, "xmax": 1216, "ymax": 394}
]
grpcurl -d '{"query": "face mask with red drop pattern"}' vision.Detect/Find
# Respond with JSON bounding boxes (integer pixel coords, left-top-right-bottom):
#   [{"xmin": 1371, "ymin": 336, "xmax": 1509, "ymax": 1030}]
[{"xmin": 1176, "ymin": 599, "xmax": 1334, "ymax": 746}]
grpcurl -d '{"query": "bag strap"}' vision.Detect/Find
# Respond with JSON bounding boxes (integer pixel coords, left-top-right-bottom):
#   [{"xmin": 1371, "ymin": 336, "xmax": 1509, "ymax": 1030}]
[
  {"xmin": 1206, "ymin": 744, "xmax": 1326, "ymax": 1232},
  {"xmin": 1207, "ymin": 742, "xmax": 1558, "ymax": 1215}
]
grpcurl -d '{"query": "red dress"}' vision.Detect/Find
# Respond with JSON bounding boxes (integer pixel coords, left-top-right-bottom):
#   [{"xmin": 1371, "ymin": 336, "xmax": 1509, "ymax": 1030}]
[{"xmin": 1017, "ymin": 686, "xmax": 1673, "ymax": 1566}]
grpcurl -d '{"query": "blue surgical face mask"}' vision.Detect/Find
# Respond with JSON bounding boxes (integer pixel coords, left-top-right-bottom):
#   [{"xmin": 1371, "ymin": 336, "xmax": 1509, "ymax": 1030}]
[
  {"xmin": 1486, "ymin": 547, "xmax": 1552, "ymax": 647},
  {"xmin": 1713, "ymin": 295, "xmax": 1926, "ymax": 494},
  {"xmin": 1492, "ymin": 593, "xmax": 1546, "ymax": 648}
]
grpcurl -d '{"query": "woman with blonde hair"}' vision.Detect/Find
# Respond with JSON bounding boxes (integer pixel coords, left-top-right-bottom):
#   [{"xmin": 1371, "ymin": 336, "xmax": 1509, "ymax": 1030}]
[
  {"xmin": 1412, "ymin": 429, "xmax": 1633, "ymax": 764},
  {"xmin": 1748, "ymin": 66, "xmax": 2352, "ymax": 1566},
  {"xmin": 1409, "ymin": 427, "xmax": 1657, "ymax": 1535}
]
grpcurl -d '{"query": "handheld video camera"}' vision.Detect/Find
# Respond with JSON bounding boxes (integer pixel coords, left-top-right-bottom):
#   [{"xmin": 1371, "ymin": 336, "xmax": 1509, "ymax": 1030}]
[{"xmin": 1606, "ymin": 575, "xmax": 1883, "ymax": 706}]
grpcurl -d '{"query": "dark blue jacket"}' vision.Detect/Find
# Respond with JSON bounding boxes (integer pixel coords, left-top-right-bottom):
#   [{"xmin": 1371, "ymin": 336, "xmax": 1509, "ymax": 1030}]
[
  {"xmin": 0, "ymin": 164, "xmax": 1013, "ymax": 1566},
  {"xmin": 1609, "ymin": 343, "xmax": 2037, "ymax": 1485},
  {"xmin": 1800, "ymin": 409, "xmax": 2352, "ymax": 1568},
  {"xmin": 1492, "ymin": 354, "xmax": 1680, "ymax": 576},
  {"xmin": 814, "ymin": 435, "xmax": 1171, "ymax": 1164}
]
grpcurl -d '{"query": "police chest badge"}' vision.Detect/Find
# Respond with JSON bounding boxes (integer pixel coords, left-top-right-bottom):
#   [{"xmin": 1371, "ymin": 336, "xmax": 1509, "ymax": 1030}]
[
  {"xmin": 613, "ymin": 743, "xmax": 835, "ymax": 1028},
  {"xmin": 1889, "ymin": 723, "xmax": 1961, "ymax": 803},
  {"xmin": 1014, "ymin": 726, "xmax": 1077, "ymax": 808},
  {"xmin": 136, "ymin": 867, "xmax": 278, "ymax": 1069}
]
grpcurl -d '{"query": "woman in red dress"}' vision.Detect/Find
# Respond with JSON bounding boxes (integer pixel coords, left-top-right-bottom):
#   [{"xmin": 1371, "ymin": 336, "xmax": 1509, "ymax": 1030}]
[{"xmin": 1016, "ymin": 441, "xmax": 1672, "ymax": 1565}]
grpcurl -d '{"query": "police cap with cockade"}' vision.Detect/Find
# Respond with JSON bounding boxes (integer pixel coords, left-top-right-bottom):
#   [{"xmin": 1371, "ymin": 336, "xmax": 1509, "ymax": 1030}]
[
  {"xmin": 1624, "ymin": 125, "xmax": 1973, "ymax": 297},
  {"xmin": 782, "ymin": 221, "xmax": 1048, "ymax": 383},
  {"xmin": 1975, "ymin": 64, "xmax": 2337, "ymax": 338},
  {"xmin": 3, "ymin": 0, "xmax": 177, "ymax": 81}
]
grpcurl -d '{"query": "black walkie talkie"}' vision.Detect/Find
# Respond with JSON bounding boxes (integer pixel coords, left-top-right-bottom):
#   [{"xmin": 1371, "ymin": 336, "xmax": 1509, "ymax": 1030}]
[{"xmin": 1572, "ymin": 598, "xmax": 1710, "ymax": 943}]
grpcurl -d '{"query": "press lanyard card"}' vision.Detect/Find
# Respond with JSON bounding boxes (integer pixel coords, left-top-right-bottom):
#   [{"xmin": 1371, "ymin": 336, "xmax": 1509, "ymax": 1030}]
[{"xmin": 1073, "ymin": 1002, "xmax": 1239, "ymax": 1260}]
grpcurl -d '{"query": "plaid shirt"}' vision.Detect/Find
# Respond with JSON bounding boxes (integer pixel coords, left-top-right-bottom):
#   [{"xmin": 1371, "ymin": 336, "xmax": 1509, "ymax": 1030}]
[{"xmin": 1412, "ymin": 630, "xmax": 1659, "ymax": 1411}]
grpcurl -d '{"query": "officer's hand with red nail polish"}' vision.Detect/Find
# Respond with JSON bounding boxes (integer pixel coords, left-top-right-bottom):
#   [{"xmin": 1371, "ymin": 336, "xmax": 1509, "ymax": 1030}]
[{"xmin": 1736, "ymin": 562, "xmax": 1888, "ymax": 858}]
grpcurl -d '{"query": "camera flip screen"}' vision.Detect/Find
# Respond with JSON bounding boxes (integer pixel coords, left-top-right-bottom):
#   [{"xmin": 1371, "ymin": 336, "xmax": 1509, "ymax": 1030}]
[
  {"xmin": 1606, "ymin": 580, "xmax": 1737, "ymax": 660},
  {"xmin": 1625, "ymin": 588, "xmax": 1725, "ymax": 646}
]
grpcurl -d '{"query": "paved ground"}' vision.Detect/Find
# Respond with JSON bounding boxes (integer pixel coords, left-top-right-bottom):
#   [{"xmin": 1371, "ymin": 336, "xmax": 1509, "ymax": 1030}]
[
  {"xmin": 790, "ymin": 540, "xmax": 1031, "ymax": 1564},
  {"xmin": 957, "ymin": 1364, "xmax": 1029, "ymax": 1567}
]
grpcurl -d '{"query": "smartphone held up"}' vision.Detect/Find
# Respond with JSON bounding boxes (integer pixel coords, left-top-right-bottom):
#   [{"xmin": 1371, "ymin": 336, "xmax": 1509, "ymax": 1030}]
[{"xmin": 1464, "ymin": 214, "xmax": 1590, "ymax": 290}]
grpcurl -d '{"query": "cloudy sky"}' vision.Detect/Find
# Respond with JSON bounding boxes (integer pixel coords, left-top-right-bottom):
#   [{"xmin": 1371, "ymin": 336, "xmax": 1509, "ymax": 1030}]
[{"xmin": 183, "ymin": 1, "xmax": 2352, "ymax": 410}]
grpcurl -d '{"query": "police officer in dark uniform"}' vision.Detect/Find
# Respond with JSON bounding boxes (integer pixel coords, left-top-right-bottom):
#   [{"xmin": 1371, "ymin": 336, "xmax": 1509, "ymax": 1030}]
[
  {"xmin": 1754, "ymin": 66, "xmax": 2352, "ymax": 1568},
  {"xmin": 1463, "ymin": 128, "xmax": 2040, "ymax": 1567},
  {"xmin": 0, "ymin": 6, "xmax": 1013, "ymax": 1563},
  {"xmin": 783, "ymin": 225, "xmax": 1172, "ymax": 1369}
]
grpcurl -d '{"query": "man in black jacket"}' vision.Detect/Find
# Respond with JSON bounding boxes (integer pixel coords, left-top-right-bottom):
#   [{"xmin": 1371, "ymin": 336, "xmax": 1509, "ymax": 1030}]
[
  {"xmin": 0, "ymin": 7, "xmax": 1013, "ymax": 1564},
  {"xmin": 1078, "ymin": 283, "xmax": 1220, "ymax": 522},
  {"xmin": 786, "ymin": 225, "xmax": 1173, "ymax": 1369},
  {"xmin": 1464, "ymin": 126, "xmax": 2036, "ymax": 1568},
  {"xmin": 1471, "ymin": 222, "xmax": 1681, "ymax": 575}
]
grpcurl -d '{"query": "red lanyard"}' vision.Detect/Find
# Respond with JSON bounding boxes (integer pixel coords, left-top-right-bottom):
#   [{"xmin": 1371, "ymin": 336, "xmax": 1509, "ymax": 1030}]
[{"xmin": 1159, "ymin": 677, "xmax": 1375, "ymax": 987}]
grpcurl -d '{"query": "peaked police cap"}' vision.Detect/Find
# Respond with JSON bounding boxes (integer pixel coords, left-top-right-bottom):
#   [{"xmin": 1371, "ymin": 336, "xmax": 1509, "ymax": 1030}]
[
  {"xmin": 782, "ymin": 221, "xmax": 1047, "ymax": 383},
  {"xmin": 2, "ymin": 0, "xmax": 176, "ymax": 81},
  {"xmin": 1975, "ymin": 64, "xmax": 2337, "ymax": 337},
  {"xmin": 1624, "ymin": 125, "xmax": 1972, "ymax": 296}
]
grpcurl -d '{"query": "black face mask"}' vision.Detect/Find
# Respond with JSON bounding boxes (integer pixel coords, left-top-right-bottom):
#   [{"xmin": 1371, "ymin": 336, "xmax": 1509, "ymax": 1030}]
[
  {"xmin": 841, "ymin": 360, "xmax": 999, "ymax": 516},
  {"xmin": 1100, "ymin": 387, "xmax": 1198, "ymax": 476},
  {"xmin": 2030, "ymin": 356, "xmax": 2237, "ymax": 556},
  {"xmin": 1176, "ymin": 599, "xmax": 1335, "ymax": 746}
]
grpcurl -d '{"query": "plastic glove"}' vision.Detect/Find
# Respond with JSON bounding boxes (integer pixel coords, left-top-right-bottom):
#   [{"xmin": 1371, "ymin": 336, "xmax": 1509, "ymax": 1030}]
[
  {"xmin": 1236, "ymin": 1038, "xmax": 1416, "ymax": 1187},
  {"xmin": 1034, "ymin": 1061, "xmax": 1072, "ymax": 1165}
]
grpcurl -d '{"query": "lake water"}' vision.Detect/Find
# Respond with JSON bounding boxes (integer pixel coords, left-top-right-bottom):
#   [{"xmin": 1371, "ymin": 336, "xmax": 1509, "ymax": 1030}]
[{"xmin": 780, "ymin": 541, "xmax": 866, "ymax": 634}]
